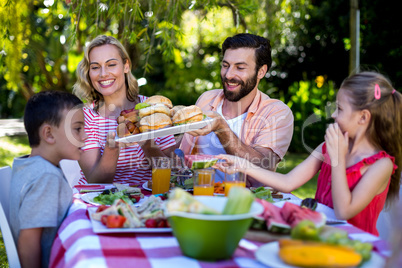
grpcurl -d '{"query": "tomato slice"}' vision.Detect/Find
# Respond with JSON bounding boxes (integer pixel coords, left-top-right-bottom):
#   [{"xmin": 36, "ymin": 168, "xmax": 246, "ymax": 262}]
[
  {"xmin": 96, "ymin": 205, "xmax": 109, "ymax": 213},
  {"xmin": 145, "ymin": 219, "xmax": 157, "ymax": 228},
  {"xmin": 106, "ymin": 215, "xmax": 126, "ymax": 228},
  {"xmin": 101, "ymin": 215, "xmax": 108, "ymax": 226}
]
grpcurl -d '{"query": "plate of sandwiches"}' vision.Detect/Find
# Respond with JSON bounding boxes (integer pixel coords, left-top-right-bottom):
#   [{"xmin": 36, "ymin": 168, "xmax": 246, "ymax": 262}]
[{"xmin": 115, "ymin": 95, "xmax": 214, "ymax": 143}]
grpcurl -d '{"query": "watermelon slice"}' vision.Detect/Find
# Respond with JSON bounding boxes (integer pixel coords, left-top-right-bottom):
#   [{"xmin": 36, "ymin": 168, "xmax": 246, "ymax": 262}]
[
  {"xmin": 184, "ymin": 154, "xmax": 218, "ymax": 169},
  {"xmin": 256, "ymin": 199, "xmax": 291, "ymax": 233},
  {"xmin": 280, "ymin": 201, "xmax": 326, "ymax": 228}
]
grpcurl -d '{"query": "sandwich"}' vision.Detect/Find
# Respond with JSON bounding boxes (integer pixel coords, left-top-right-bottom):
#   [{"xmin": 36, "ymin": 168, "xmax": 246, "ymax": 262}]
[
  {"xmin": 172, "ymin": 105, "xmax": 204, "ymax": 125},
  {"xmin": 144, "ymin": 95, "xmax": 173, "ymax": 109},
  {"xmin": 139, "ymin": 113, "xmax": 172, "ymax": 132},
  {"xmin": 170, "ymin": 105, "xmax": 186, "ymax": 117},
  {"xmin": 138, "ymin": 103, "xmax": 170, "ymax": 118}
]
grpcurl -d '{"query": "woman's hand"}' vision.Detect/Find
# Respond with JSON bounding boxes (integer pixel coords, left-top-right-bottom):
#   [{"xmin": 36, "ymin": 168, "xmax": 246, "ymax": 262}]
[
  {"xmin": 106, "ymin": 131, "xmax": 120, "ymax": 150},
  {"xmin": 325, "ymin": 123, "xmax": 348, "ymax": 167}
]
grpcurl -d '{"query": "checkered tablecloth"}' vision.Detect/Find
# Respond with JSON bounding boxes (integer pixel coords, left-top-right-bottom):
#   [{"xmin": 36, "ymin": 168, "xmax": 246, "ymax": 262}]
[{"xmin": 49, "ymin": 193, "xmax": 391, "ymax": 268}]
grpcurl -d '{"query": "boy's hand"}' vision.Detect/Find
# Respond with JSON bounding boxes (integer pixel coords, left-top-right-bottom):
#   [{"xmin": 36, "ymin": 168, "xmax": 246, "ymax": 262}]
[{"xmin": 325, "ymin": 123, "xmax": 348, "ymax": 167}]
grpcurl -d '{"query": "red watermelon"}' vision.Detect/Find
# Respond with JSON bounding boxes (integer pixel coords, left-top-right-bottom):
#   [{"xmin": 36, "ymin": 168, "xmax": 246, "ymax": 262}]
[
  {"xmin": 257, "ymin": 199, "xmax": 291, "ymax": 233},
  {"xmin": 280, "ymin": 201, "xmax": 326, "ymax": 228}
]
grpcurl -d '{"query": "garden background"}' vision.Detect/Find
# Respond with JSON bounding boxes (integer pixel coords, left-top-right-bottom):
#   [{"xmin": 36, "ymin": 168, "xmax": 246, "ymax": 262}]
[{"xmin": 1, "ymin": 0, "xmax": 401, "ymax": 266}]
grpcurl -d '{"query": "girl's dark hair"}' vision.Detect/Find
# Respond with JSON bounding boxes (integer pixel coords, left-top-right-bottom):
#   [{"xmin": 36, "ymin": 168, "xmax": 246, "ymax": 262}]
[
  {"xmin": 24, "ymin": 91, "xmax": 83, "ymax": 147},
  {"xmin": 222, "ymin": 33, "xmax": 272, "ymax": 72},
  {"xmin": 340, "ymin": 71, "xmax": 402, "ymax": 205}
]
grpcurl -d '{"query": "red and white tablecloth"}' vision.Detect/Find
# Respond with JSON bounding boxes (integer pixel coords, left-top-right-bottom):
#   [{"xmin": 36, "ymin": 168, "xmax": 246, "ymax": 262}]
[{"xmin": 49, "ymin": 194, "xmax": 391, "ymax": 268}]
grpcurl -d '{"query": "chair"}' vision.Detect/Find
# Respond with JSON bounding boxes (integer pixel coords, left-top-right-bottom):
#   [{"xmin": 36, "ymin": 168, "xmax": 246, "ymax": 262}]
[
  {"xmin": 377, "ymin": 183, "xmax": 402, "ymax": 241},
  {"xmin": 0, "ymin": 166, "xmax": 21, "ymax": 268},
  {"xmin": 59, "ymin": 159, "xmax": 82, "ymax": 187}
]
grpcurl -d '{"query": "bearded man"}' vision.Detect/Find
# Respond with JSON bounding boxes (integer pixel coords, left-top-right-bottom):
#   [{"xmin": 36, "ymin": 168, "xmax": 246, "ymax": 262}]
[{"xmin": 180, "ymin": 33, "xmax": 294, "ymax": 187}]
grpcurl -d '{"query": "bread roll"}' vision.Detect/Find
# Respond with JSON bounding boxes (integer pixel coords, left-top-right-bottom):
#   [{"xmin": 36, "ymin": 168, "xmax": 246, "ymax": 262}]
[
  {"xmin": 139, "ymin": 113, "xmax": 172, "ymax": 132},
  {"xmin": 144, "ymin": 95, "xmax": 173, "ymax": 109},
  {"xmin": 170, "ymin": 105, "xmax": 186, "ymax": 117},
  {"xmin": 139, "ymin": 103, "xmax": 170, "ymax": 118},
  {"xmin": 172, "ymin": 105, "xmax": 203, "ymax": 125}
]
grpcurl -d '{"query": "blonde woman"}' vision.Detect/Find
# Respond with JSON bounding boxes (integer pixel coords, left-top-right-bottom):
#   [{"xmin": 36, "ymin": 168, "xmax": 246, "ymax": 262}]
[{"xmin": 73, "ymin": 35, "xmax": 175, "ymax": 185}]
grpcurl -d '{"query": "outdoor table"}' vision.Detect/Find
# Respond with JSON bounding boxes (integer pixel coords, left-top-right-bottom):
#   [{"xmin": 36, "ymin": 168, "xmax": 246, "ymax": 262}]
[{"xmin": 49, "ymin": 187, "xmax": 391, "ymax": 268}]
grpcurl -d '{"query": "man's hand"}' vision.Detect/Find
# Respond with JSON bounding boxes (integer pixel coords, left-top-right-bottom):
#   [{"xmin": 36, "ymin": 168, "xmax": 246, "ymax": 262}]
[{"xmin": 186, "ymin": 111, "xmax": 228, "ymax": 137}]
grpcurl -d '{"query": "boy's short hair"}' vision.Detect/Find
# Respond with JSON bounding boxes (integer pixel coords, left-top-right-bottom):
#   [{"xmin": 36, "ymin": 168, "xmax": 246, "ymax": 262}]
[{"xmin": 24, "ymin": 91, "xmax": 83, "ymax": 147}]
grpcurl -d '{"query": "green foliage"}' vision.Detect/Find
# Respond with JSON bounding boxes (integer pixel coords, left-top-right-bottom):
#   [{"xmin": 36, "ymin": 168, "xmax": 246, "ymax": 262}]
[{"xmin": 283, "ymin": 77, "xmax": 336, "ymax": 153}]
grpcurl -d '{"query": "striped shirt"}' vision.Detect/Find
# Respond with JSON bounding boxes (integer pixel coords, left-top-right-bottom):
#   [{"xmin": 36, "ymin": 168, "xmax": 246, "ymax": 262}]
[{"xmin": 78, "ymin": 95, "xmax": 176, "ymax": 185}]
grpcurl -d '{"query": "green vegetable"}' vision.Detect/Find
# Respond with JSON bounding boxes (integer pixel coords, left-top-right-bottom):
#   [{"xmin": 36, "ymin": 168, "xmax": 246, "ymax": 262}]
[
  {"xmin": 222, "ymin": 187, "xmax": 255, "ymax": 215},
  {"xmin": 93, "ymin": 190, "xmax": 133, "ymax": 205},
  {"xmin": 135, "ymin": 103, "xmax": 151, "ymax": 109}
]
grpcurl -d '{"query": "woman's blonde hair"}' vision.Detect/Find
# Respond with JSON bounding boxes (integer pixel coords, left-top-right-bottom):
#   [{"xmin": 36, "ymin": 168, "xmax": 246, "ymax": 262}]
[
  {"xmin": 73, "ymin": 35, "xmax": 139, "ymax": 112},
  {"xmin": 340, "ymin": 71, "xmax": 402, "ymax": 206}
]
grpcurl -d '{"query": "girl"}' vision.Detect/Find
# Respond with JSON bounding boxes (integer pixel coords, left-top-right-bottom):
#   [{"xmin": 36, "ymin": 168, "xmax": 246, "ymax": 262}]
[{"xmin": 214, "ymin": 72, "xmax": 401, "ymax": 236}]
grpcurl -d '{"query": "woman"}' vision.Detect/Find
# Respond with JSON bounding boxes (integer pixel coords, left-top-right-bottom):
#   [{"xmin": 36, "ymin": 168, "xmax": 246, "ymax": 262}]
[{"xmin": 73, "ymin": 35, "xmax": 176, "ymax": 185}]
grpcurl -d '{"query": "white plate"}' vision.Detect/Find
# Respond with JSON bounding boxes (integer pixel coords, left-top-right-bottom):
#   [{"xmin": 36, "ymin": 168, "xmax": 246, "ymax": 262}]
[
  {"xmin": 273, "ymin": 199, "xmax": 347, "ymax": 224},
  {"xmin": 255, "ymin": 241, "xmax": 385, "ymax": 268},
  {"xmin": 81, "ymin": 192, "xmax": 148, "ymax": 207},
  {"xmin": 142, "ymin": 181, "xmax": 151, "ymax": 191},
  {"xmin": 87, "ymin": 207, "xmax": 171, "ymax": 233},
  {"xmin": 142, "ymin": 181, "xmax": 193, "ymax": 192},
  {"xmin": 115, "ymin": 118, "xmax": 214, "ymax": 143}
]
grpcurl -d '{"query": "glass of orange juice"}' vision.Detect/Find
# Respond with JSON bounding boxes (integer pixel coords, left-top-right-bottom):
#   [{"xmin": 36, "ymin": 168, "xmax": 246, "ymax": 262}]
[
  {"xmin": 193, "ymin": 168, "xmax": 215, "ymax": 196},
  {"xmin": 224, "ymin": 170, "xmax": 246, "ymax": 196},
  {"xmin": 151, "ymin": 157, "xmax": 171, "ymax": 195}
]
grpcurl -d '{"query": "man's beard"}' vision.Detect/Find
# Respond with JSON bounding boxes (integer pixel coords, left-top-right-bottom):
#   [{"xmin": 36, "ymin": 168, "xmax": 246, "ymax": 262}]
[{"xmin": 222, "ymin": 72, "xmax": 258, "ymax": 102}]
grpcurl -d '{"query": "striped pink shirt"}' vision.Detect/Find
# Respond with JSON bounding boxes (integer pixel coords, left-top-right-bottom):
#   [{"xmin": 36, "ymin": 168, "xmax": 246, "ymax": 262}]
[{"xmin": 78, "ymin": 95, "xmax": 176, "ymax": 185}]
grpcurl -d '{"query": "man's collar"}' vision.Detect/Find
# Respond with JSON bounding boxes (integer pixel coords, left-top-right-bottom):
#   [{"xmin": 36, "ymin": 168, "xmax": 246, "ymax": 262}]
[{"xmin": 209, "ymin": 89, "xmax": 264, "ymax": 117}]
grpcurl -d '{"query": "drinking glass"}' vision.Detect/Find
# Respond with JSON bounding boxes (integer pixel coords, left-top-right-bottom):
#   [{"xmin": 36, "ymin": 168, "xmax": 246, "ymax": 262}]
[
  {"xmin": 151, "ymin": 157, "xmax": 171, "ymax": 195},
  {"xmin": 193, "ymin": 168, "xmax": 215, "ymax": 196},
  {"xmin": 224, "ymin": 170, "xmax": 246, "ymax": 196}
]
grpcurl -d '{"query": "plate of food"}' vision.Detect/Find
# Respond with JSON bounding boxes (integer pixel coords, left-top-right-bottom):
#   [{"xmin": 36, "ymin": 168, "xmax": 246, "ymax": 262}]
[
  {"xmin": 255, "ymin": 241, "xmax": 385, "ymax": 268},
  {"xmin": 88, "ymin": 196, "xmax": 171, "ymax": 233},
  {"xmin": 114, "ymin": 96, "xmax": 214, "ymax": 143},
  {"xmin": 81, "ymin": 184, "xmax": 146, "ymax": 207}
]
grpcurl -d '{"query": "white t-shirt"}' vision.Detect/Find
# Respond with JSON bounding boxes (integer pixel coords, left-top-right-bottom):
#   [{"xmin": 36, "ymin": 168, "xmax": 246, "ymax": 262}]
[{"xmin": 197, "ymin": 101, "xmax": 247, "ymax": 181}]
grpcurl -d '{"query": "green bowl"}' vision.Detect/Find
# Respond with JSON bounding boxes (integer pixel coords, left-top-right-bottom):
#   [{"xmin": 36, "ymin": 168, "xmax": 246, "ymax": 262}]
[{"xmin": 166, "ymin": 196, "xmax": 264, "ymax": 260}]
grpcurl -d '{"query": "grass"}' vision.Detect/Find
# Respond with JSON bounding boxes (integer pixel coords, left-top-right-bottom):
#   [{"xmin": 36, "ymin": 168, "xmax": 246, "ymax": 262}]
[
  {"xmin": 0, "ymin": 135, "xmax": 317, "ymax": 266},
  {"xmin": 277, "ymin": 152, "xmax": 318, "ymax": 200}
]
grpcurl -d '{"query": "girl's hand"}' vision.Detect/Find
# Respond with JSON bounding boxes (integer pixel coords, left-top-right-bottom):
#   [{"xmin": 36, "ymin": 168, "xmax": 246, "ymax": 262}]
[
  {"xmin": 325, "ymin": 123, "xmax": 348, "ymax": 166},
  {"xmin": 212, "ymin": 154, "xmax": 251, "ymax": 174}
]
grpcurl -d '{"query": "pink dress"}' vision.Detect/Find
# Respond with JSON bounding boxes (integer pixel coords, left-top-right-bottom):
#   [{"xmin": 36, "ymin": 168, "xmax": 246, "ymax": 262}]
[{"xmin": 315, "ymin": 143, "xmax": 398, "ymax": 236}]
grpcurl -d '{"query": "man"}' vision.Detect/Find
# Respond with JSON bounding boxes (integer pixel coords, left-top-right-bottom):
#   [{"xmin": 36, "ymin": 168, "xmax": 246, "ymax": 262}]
[{"xmin": 180, "ymin": 33, "xmax": 294, "ymax": 187}]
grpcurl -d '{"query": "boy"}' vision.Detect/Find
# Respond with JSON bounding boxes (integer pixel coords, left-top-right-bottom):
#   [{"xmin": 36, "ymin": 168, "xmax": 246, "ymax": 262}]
[{"xmin": 9, "ymin": 91, "xmax": 87, "ymax": 268}]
